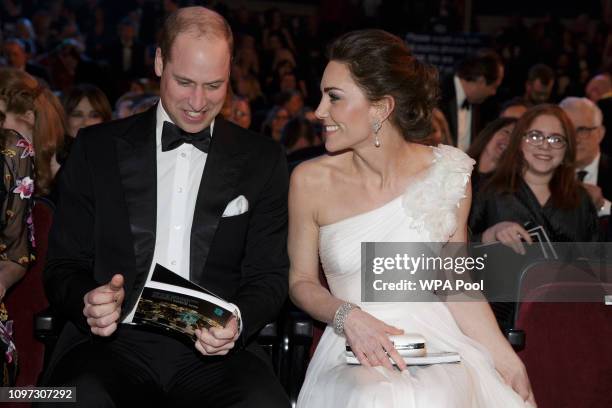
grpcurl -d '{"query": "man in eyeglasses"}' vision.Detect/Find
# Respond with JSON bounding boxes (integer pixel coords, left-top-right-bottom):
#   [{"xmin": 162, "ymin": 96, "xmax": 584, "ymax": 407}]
[{"xmin": 560, "ymin": 97, "xmax": 611, "ymax": 219}]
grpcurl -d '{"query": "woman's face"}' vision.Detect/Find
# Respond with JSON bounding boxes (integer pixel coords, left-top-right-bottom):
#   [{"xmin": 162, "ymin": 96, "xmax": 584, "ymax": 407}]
[
  {"xmin": 0, "ymin": 99, "xmax": 33, "ymax": 139},
  {"xmin": 68, "ymin": 97, "xmax": 104, "ymax": 137},
  {"xmin": 521, "ymin": 114, "xmax": 567, "ymax": 177},
  {"xmin": 483, "ymin": 124, "xmax": 513, "ymax": 162},
  {"xmin": 271, "ymin": 108, "xmax": 289, "ymax": 139},
  {"xmin": 315, "ymin": 61, "xmax": 376, "ymax": 152}
]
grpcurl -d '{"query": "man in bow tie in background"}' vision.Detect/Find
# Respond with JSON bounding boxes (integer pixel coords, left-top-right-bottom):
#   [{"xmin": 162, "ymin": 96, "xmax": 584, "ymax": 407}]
[
  {"xmin": 439, "ymin": 50, "xmax": 504, "ymax": 152},
  {"xmin": 39, "ymin": 6, "xmax": 290, "ymax": 407}
]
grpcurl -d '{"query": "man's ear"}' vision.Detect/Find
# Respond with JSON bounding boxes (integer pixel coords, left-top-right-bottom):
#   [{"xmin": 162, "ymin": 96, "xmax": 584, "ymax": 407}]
[
  {"xmin": 154, "ymin": 48, "xmax": 164, "ymax": 77},
  {"xmin": 596, "ymin": 125, "xmax": 605, "ymax": 144}
]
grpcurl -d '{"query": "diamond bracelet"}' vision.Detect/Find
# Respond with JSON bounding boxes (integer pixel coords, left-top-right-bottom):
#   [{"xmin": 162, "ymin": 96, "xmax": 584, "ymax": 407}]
[{"xmin": 333, "ymin": 302, "xmax": 360, "ymax": 336}]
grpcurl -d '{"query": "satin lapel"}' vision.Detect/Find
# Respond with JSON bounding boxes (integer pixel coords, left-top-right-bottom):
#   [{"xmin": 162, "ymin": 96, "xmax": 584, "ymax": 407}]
[
  {"xmin": 190, "ymin": 118, "xmax": 248, "ymax": 284},
  {"xmin": 115, "ymin": 106, "xmax": 157, "ymax": 315}
]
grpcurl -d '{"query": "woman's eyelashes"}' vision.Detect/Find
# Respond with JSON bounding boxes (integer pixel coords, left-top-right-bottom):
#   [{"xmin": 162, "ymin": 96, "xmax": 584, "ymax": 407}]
[{"xmin": 328, "ymin": 92, "xmax": 340, "ymax": 103}]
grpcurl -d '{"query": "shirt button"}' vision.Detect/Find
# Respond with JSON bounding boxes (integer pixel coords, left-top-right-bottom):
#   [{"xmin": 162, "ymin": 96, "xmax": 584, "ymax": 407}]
[
  {"xmin": 174, "ymin": 225, "xmax": 181, "ymax": 230},
  {"xmin": 180, "ymin": 152, "xmax": 187, "ymax": 158},
  {"xmin": 178, "ymin": 187, "xmax": 183, "ymax": 193},
  {"xmin": 170, "ymin": 260, "xmax": 176, "ymax": 266}
]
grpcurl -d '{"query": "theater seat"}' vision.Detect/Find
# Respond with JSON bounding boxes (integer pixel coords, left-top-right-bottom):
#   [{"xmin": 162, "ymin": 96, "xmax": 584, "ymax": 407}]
[
  {"xmin": 4, "ymin": 197, "xmax": 54, "ymax": 389},
  {"xmin": 516, "ymin": 279, "xmax": 612, "ymax": 408}
]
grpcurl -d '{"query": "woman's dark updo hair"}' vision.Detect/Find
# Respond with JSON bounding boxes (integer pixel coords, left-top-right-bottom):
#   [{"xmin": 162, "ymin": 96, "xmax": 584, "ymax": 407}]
[{"xmin": 327, "ymin": 29, "xmax": 439, "ymax": 141}]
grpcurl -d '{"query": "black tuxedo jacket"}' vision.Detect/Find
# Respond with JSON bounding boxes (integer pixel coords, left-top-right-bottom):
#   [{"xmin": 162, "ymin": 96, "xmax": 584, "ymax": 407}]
[
  {"xmin": 439, "ymin": 75, "xmax": 482, "ymax": 147},
  {"xmin": 598, "ymin": 152, "xmax": 611, "ymax": 200},
  {"xmin": 43, "ymin": 107, "xmax": 289, "ymax": 369}
]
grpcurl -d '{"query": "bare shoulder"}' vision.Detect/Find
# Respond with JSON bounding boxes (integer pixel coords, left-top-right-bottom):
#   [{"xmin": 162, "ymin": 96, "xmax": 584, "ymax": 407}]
[{"xmin": 290, "ymin": 153, "xmax": 347, "ymax": 195}]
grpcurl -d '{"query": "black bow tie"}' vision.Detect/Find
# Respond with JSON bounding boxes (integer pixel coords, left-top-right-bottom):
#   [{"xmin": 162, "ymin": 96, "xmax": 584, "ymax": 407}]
[
  {"xmin": 577, "ymin": 170, "xmax": 588, "ymax": 182},
  {"xmin": 461, "ymin": 98, "xmax": 471, "ymax": 110},
  {"xmin": 161, "ymin": 121, "xmax": 212, "ymax": 153}
]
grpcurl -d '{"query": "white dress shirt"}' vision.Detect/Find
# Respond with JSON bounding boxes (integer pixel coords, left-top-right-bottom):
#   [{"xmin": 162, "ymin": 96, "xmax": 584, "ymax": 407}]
[
  {"xmin": 577, "ymin": 153, "xmax": 611, "ymax": 216},
  {"xmin": 454, "ymin": 75, "xmax": 472, "ymax": 152},
  {"xmin": 124, "ymin": 103, "xmax": 213, "ymax": 322}
]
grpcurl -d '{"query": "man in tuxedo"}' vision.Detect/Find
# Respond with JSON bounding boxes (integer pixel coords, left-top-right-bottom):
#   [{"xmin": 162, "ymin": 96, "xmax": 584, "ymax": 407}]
[
  {"xmin": 560, "ymin": 97, "xmax": 611, "ymax": 219},
  {"xmin": 523, "ymin": 63, "xmax": 555, "ymax": 105},
  {"xmin": 586, "ymin": 73, "xmax": 612, "ymax": 159},
  {"xmin": 40, "ymin": 7, "xmax": 290, "ymax": 407},
  {"xmin": 439, "ymin": 50, "xmax": 504, "ymax": 152}
]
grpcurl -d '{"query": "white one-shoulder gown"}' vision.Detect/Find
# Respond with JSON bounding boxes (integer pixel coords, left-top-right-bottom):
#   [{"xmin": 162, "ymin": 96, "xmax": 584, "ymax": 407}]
[{"xmin": 297, "ymin": 145, "xmax": 530, "ymax": 408}]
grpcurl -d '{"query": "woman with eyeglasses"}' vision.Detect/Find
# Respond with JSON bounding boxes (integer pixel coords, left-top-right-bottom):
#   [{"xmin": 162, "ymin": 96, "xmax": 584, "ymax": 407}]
[{"xmin": 469, "ymin": 104, "xmax": 599, "ymax": 246}]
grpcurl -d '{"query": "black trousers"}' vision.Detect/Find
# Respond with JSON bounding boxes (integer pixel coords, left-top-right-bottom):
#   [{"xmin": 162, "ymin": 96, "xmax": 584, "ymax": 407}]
[{"xmin": 36, "ymin": 325, "xmax": 290, "ymax": 408}]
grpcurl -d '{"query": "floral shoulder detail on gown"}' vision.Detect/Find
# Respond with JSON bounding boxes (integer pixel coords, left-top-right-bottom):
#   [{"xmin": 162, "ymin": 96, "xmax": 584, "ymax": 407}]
[{"xmin": 401, "ymin": 145, "xmax": 475, "ymax": 242}]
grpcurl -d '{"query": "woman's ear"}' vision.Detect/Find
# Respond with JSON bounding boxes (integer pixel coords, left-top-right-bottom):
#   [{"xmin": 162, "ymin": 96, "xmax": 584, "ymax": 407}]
[{"xmin": 372, "ymin": 95, "xmax": 395, "ymax": 124}]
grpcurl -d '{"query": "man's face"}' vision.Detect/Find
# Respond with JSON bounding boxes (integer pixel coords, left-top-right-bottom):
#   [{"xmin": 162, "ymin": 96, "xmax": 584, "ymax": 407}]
[
  {"xmin": 526, "ymin": 78, "xmax": 554, "ymax": 104},
  {"xmin": 4, "ymin": 42, "xmax": 27, "ymax": 69},
  {"xmin": 155, "ymin": 31, "xmax": 230, "ymax": 133},
  {"xmin": 470, "ymin": 65, "xmax": 504, "ymax": 104},
  {"xmin": 563, "ymin": 106, "xmax": 604, "ymax": 167}
]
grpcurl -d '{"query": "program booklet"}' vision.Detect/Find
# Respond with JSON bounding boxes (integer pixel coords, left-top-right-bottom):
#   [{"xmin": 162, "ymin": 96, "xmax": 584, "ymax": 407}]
[{"xmin": 133, "ymin": 264, "xmax": 237, "ymax": 342}]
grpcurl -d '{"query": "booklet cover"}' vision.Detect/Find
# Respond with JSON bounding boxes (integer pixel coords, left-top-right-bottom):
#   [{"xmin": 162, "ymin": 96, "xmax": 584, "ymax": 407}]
[{"xmin": 133, "ymin": 264, "xmax": 236, "ymax": 342}]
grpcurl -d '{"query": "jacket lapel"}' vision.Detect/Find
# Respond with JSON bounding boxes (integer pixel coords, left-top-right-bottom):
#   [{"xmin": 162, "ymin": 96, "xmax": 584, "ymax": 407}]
[
  {"xmin": 115, "ymin": 106, "xmax": 157, "ymax": 314},
  {"xmin": 190, "ymin": 118, "xmax": 248, "ymax": 284}
]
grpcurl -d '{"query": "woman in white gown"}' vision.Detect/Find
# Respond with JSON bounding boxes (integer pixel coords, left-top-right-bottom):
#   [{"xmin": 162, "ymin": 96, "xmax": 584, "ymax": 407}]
[{"xmin": 288, "ymin": 29, "xmax": 535, "ymax": 407}]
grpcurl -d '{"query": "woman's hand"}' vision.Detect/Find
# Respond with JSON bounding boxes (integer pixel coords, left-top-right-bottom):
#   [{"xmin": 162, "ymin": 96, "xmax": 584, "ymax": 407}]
[
  {"xmin": 343, "ymin": 308, "xmax": 407, "ymax": 371},
  {"xmin": 496, "ymin": 356, "xmax": 537, "ymax": 406},
  {"xmin": 482, "ymin": 221, "xmax": 532, "ymax": 255}
]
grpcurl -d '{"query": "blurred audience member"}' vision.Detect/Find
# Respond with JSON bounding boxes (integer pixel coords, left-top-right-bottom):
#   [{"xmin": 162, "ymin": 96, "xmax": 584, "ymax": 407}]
[
  {"xmin": 0, "ymin": 68, "xmax": 65, "ymax": 195},
  {"xmin": 439, "ymin": 50, "xmax": 504, "ymax": 151},
  {"xmin": 499, "ymin": 97, "xmax": 531, "ymax": 119},
  {"xmin": 37, "ymin": 39, "xmax": 105, "ymax": 94},
  {"xmin": 130, "ymin": 94, "xmax": 159, "ymax": 115},
  {"xmin": 114, "ymin": 91, "xmax": 144, "ymax": 119},
  {"xmin": 282, "ymin": 116, "xmax": 325, "ymax": 169},
  {"xmin": 585, "ymin": 73, "xmax": 612, "ymax": 102},
  {"xmin": 560, "ymin": 97, "xmax": 611, "ymax": 218},
  {"xmin": 279, "ymin": 89, "xmax": 304, "ymax": 118},
  {"xmin": 261, "ymin": 106, "xmax": 290, "ymax": 141},
  {"xmin": 63, "ymin": 84, "xmax": 112, "ymax": 138},
  {"xmin": 586, "ymin": 73, "xmax": 612, "ymax": 158},
  {"xmin": 429, "ymin": 108, "xmax": 453, "ymax": 146},
  {"xmin": 523, "ymin": 64, "xmax": 555, "ymax": 105},
  {"xmin": 467, "ymin": 117, "xmax": 517, "ymax": 193},
  {"xmin": 3, "ymin": 38, "xmax": 50, "ymax": 83},
  {"xmin": 229, "ymin": 96, "xmax": 252, "ymax": 129},
  {"xmin": 470, "ymin": 104, "xmax": 599, "ymax": 245}
]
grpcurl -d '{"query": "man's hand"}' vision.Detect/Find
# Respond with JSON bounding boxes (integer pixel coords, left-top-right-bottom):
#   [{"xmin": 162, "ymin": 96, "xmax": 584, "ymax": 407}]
[
  {"xmin": 83, "ymin": 274, "xmax": 125, "ymax": 336},
  {"xmin": 194, "ymin": 315, "xmax": 240, "ymax": 356}
]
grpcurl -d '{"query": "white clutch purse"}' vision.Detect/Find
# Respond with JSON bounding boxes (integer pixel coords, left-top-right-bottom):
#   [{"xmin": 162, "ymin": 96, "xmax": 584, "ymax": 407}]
[{"xmin": 345, "ymin": 333, "xmax": 461, "ymax": 366}]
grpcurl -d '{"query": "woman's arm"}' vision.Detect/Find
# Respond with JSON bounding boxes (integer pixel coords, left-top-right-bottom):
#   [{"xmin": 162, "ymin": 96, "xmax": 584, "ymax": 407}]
[
  {"xmin": 288, "ymin": 163, "xmax": 405, "ymax": 370},
  {"xmin": 447, "ymin": 182, "xmax": 536, "ymax": 405},
  {"xmin": 0, "ymin": 132, "xmax": 34, "ymax": 301},
  {"xmin": 288, "ymin": 164, "xmax": 345, "ymax": 324}
]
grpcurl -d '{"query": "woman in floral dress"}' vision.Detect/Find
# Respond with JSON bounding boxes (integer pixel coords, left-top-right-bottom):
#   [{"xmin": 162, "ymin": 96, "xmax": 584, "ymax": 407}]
[{"xmin": 0, "ymin": 68, "xmax": 65, "ymax": 385}]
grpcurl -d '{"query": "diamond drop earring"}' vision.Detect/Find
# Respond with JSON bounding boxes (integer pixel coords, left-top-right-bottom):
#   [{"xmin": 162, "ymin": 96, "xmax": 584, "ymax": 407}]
[{"xmin": 373, "ymin": 121, "xmax": 382, "ymax": 147}]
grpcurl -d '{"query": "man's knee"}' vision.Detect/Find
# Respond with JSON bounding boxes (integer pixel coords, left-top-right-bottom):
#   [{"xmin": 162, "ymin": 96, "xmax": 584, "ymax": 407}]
[{"xmin": 34, "ymin": 372, "xmax": 116, "ymax": 408}]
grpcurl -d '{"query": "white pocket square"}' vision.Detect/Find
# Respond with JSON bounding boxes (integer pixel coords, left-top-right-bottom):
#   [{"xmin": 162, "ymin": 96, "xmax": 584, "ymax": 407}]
[{"xmin": 222, "ymin": 195, "xmax": 249, "ymax": 217}]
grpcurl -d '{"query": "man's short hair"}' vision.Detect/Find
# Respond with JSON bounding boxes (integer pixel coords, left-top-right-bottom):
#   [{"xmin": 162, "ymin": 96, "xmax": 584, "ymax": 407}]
[
  {"xmin": 527, "ymin": 63, "xmax": 555, "ymax": 85},
  {"xmin": 559, "ymin": 96, "xmax": 603, "ymax": 127},
  {"xmin": 158, "ymin": 7, "xmax": 233, "ymax": 63},
  {"xmin": 456, "ymin": 50, "xmax": 502, "ymax": 85}
]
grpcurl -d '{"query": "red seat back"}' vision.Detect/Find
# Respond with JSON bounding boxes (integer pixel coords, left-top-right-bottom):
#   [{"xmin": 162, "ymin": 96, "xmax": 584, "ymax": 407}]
[
  {"xmin": 4, "ymin": 197, "xmax": 54, "ymax": 389},
  {"xmin": 517, "ymin": 281, "xmax": 612, "ymax": 408}
]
